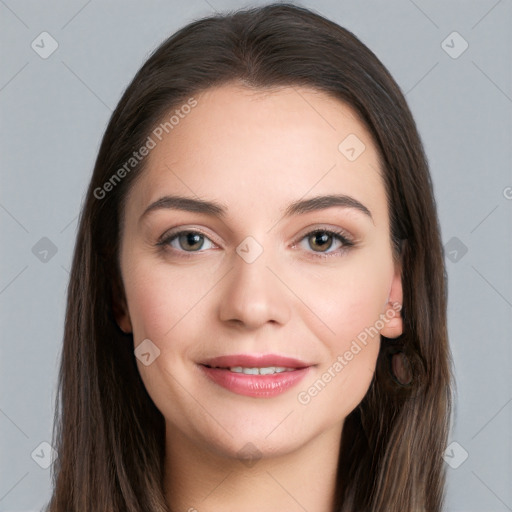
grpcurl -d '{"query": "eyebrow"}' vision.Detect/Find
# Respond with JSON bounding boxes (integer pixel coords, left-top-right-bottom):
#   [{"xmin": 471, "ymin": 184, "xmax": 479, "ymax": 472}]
[{"xmin": 141, "ymin": 193, "xmax": 373, "ymax": 222}]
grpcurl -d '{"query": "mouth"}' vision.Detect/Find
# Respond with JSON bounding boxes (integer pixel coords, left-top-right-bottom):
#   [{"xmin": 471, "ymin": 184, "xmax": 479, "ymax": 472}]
[
  {"xmin": 202, "ymin": 364, "xmax": 297, "ymax": 375},
  {"xmin": 198, "ymin": 354, "xmax": 313, "ymax": 398}
]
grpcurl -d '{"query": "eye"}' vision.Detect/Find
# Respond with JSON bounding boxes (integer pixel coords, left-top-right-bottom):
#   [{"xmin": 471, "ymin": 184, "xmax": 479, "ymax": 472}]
[
  {"xmin": 157, "ymin": 226, "xmax": 355, "ymax": 259},
  {"xmin": 158, "ymin": 230, "xmax": 216, "ymax": 253},
  {"xmin": 294, "ymin": 228, "xmax": 354, "ymax": 257}
]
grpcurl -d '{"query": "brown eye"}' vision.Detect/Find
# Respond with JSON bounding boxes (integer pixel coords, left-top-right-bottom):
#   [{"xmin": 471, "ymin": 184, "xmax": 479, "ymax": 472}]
[
  {"xmin": 161, "ymin": 230, "xmax": 215, "ymax": 252},
  {"xmin": 307, "ymin": 231, "xmax": 335, "ymax": 252},
  {"xmin": 178, "ymin": 232, "xmax": 205, "ymax": 251},
  {"xmin": 295, "ymin": 228, "xmax": 354, "ymax": 258}
]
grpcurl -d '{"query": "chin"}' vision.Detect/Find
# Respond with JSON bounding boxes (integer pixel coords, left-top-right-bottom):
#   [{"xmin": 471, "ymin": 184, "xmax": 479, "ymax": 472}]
[{"xmin": 207, "ymin": 430, "xmax": 305, "ymax": 463}]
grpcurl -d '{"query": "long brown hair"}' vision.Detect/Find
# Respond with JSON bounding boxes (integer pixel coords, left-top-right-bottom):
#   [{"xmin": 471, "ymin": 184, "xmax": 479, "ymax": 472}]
[{"xmin": 45, "ymin": 3, "xmax": 453, "ymax": 511}]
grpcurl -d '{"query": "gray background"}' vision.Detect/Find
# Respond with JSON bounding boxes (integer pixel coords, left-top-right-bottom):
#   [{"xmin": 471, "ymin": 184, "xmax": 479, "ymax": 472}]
[{"xmin": 1, "ymin": 0, "xmax": 511, "ymax": 510}]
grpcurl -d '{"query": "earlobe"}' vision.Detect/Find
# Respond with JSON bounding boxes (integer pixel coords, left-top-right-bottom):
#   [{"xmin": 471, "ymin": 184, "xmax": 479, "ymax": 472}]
[
  {"xmin": 380, "ymin": 262, "xmax": 403, "ymax": 339},
  {"xmin": 112, "ymin": 279, "xmax": 133, "ymax": 334},
  {"xmin": 380, "ymin": 302, "xmax": 403, "ymax": 339},
  {"xmin": 116, "ymin": 309, "xmax": 133, "ymax": 334}
]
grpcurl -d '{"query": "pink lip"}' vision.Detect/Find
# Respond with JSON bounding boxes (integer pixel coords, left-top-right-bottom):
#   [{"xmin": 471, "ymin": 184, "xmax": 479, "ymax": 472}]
[
  {"xmin": 198, "ymin": 353, "xmax": 313, "ymax": 398},
  {"xmin": 201, "ymin": 353, "xmax": 311, "ymax": 369}
]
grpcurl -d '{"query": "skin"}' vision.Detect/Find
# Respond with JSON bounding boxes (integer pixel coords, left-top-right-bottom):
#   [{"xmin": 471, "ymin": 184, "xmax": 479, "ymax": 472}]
[{"xmin": 115, "ymin": 83, "xmax": 403, "ymax": 512}]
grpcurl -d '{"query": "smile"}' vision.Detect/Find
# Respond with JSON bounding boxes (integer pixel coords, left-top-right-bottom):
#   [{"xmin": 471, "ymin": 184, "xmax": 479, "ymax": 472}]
[
  {"xmin": 198, "ymin": 354, "xmax": 313, "ymax": 398},
  {"xmin": 206, "ymin": 365, "xmax": 296, "ymax": 375}
]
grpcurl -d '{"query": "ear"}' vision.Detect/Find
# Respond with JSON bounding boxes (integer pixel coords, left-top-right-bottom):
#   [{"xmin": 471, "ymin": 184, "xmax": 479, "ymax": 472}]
[
  {"xmin": 112, "ymin": 276, "xmax": 132, "ymax": 334},
  {"xmin": 380, "ymin": 261, "xmax": 403, "ymax": 339}
]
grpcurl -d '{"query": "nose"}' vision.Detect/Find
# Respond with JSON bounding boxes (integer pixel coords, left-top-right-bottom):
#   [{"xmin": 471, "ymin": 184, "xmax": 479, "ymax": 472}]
[{"xmin": 217, "ymin": 241, "xmax": 291, "ymax": 330}]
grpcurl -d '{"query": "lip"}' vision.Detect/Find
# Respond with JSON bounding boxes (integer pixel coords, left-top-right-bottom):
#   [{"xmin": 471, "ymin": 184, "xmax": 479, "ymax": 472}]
[
  {"xmin": 198, "ymin": 353, "xmax": 313, "ymax": 398},
  {"xmin": 201, "ymin": 353, "xmax": 311, "ymax": 369}
]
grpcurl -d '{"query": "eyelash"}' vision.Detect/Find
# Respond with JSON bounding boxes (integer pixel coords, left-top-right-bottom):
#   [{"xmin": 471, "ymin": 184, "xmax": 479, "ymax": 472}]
[{"xmin": 156, "ymin": 227, "xmax": 355, "ymax": 260}]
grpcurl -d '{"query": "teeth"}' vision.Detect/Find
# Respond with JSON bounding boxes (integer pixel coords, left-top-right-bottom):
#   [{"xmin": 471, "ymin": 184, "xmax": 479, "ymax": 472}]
[{"xmin": 228, "ymin": 366, "xmax": 294, "ymax": 375}]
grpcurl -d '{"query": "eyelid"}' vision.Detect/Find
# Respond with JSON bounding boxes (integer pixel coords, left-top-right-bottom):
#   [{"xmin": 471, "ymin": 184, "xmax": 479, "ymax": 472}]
[
  {"xmin": 291, "ymin": 223, "xmax": 354, "ymax": 242},
  {"xmin": 289, "ymin": 224, "xmax": 355, "ymax": 258},
  {"xmin": 157, "ymin": 225, "xmax": 220, "ymax": 247},
  {"xmin": 157, "ymin": 223, "xmax": 356, "ymax": 258}
]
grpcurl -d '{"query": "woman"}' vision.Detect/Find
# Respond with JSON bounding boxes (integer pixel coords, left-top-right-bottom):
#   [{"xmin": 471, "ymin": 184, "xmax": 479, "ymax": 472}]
[{"xmin": 45, "ymin": 3, "xmax": 453, "ymax": 511}]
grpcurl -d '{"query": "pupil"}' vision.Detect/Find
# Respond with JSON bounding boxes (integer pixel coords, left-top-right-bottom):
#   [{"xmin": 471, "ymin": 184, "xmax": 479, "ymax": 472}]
[
  {"xmin": 311, "ymin": 232, "xmax": 332, "ymax": 251},
  {"xmin": 181, "ymin": 232, "xmax": 203, "ymax": 251}
]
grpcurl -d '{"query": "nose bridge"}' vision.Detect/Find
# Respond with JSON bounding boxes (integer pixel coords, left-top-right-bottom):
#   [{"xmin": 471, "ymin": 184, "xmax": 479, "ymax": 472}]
[{"xmin": 218, "ymin": 235, "xmax": 290, "ymax": 329}]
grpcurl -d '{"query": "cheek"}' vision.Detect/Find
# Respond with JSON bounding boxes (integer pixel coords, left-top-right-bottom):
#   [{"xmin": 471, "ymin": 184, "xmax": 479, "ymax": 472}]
[
  {"xmin": 293, "ymin": 250, "xmax": 392, "ymax": 415},
  {"xmin": 300, "ymin": 251, "xmax": 392, "ymax": 352},
  {"xmin": 295, "ymin": 266, "xmax": 386, "ymax": 418},
  {"xmin": 123, "ymin": 258, "xmax": 218, "ymax": 351}
]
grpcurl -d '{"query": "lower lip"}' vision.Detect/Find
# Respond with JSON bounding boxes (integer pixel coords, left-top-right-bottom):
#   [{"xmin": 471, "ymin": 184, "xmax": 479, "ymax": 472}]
[{"xmin": 199, "ymin": 365, "xmax": 310, "ymax": 398}]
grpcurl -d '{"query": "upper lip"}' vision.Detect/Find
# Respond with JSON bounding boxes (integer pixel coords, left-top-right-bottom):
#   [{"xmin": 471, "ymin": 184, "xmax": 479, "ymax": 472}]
[{"xmin": 200, "ymin": 354, "xmax": 312, "ymax": 369}]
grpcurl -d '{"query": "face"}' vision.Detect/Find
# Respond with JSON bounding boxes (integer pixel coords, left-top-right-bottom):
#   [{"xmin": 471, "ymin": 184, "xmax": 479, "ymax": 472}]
[{"xmin": 116, "ymin": 83, "xmax": 403, "ymax": 460}]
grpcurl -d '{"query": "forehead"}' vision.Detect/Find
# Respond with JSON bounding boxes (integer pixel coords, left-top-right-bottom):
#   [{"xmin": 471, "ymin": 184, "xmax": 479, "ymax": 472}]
[{"xmin": 125, "ymin": 83, "xmax": 387, "ymax": 227}]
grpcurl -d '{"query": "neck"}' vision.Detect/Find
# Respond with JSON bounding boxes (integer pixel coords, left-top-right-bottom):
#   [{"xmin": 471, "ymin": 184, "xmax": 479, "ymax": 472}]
[{"xmin": 163, "ymin": 422, "xmax": 343, "ymax": 512}]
